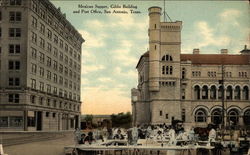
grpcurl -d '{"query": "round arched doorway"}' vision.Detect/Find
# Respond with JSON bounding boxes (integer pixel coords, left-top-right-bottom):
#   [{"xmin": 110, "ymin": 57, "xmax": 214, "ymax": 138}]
[
  {"xmin": 227, "ymin": 109, "xmax": 239, "ymax": 126},
  {"xmin": 243, "ymin": 110, "xmax": 250, "ymax": 125},
  {"xmin": 211, "ymin": 108, "xmax": 222, "ymax": 125}
]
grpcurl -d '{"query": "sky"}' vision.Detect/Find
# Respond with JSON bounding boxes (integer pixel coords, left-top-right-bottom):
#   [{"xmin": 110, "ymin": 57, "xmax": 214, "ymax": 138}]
[{"xmin": 51, "ymin": 0, "xmax": 249, "ymax": 115}]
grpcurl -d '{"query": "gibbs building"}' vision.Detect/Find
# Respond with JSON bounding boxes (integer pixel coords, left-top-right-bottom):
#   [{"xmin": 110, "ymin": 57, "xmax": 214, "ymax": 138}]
[
  {"xmin": 131, "ymin": 7, "xmax": 250, "ymax": 128},
  {"xmin": 0, "ymin": 0, "xmax": 84, "ymax": 131}
]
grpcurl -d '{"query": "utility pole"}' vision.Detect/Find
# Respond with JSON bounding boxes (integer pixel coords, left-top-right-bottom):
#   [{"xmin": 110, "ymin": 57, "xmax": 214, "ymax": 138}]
[{"xmin": 219, "ymin": 64, "xmax": 225, "ymax": 140}]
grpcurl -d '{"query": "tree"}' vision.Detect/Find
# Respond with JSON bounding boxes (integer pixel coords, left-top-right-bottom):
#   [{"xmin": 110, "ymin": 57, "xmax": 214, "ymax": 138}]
[
  {"xmin": 84, "ymin": 114, "xmax": 93, "ymax": 128},
  {"xmin": 111, "ymin": 112, "xmax": 132, "ymax": 128}
]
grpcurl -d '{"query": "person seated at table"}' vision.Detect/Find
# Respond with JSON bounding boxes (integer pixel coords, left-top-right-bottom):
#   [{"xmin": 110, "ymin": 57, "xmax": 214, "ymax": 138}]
[
  {"xmin": 84, "ymin": 131, "xmax": 95, "ymax": 144},
  {"xmin": 114, "ymin": 129, "xmax": 124, "ymax": 140},
  {"xmin": 78, "ymin": 133, "xmax": 86, "ymax": 144}
]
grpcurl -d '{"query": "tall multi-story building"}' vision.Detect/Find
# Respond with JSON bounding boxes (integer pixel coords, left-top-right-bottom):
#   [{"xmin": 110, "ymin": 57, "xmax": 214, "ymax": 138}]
[
  {"xmin": 0, "ymin": 0, "xmax": 84, "ymax": 131},
  {"xmin": 132, "ymin": 7, "xmax": 250, "ymax": 128}
]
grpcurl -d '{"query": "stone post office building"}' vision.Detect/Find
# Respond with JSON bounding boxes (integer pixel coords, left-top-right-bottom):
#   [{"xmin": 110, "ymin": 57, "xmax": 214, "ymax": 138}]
[
  {"xmin": 131, "ymin": 7, "xmax": 250, "ymax": 128},
  {"xmin": 0, "ymin": 0, "xmax": 84, "ymax": 131}
]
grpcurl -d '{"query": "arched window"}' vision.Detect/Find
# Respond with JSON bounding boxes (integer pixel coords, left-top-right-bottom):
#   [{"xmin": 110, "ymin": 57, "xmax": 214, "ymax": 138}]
[
  {"xmin": 210, "ymin": 85, "xmax": 216, "ymax": 99},
  {"xmin": 194, "ymin": 85, "xmax": 200, "ymax": 100},
  {"xmin": 226, "ymin": 86, "xmax": 233, "ymax": 100},
  {"xmin": 227, "ymin": 109, "xmax": 239, "ymax": 125},
  {"xmin": 195, "ymin": 109, "xmax": 207, "ymax": 122},
  {"xmin": 162, "ymin": 66, "xmax": 173, "ymax": 75},
  {"xmin": 166, "ymin": 66, "xmax": 169, "ymax": 74},
  {"xmin": 169, "ymin": 66, "xmax": 173, "ymax": 75},
  {"xmin": 243, "ymin": 110, "xmax": 250, "ymax": 125},
  {"xmin": 218, "ymin": 86, "xmax": 223, "ymax": 99},
  {"xmin": 202, "ymin": 86, "xmax": 208, "ymax": 99},
  {"xmin": 161, "ymin": 55, "xmax": 173, "ymax": 61},
  {"xmin": 162, "ymin": 66, "xmax": 165, "ymax": 74},
  {"xmin": 243, "ymin": 86, "xmax": 249, "ymax": 100},
  {"xmin": 182, "ymin": 68, "xmax": 186, "ymax": 79},
  {"xmin": 234, "ymin": 86, "xmax": 241, "ymax": 100},
  {"xmin": 211, "ymin": 109, "xmax": 222, "ymax": 125}
]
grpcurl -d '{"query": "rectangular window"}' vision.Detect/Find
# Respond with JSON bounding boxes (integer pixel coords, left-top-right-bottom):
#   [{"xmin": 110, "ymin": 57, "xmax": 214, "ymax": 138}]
[
  {"xmin": 9, "ymin": 94, "xmax": 19, "ymax": 103},
  {"xmin": 47, "ymin": 70, "xmax": 51, "ymax": 79},
  {"xmin": 0, "ymin": 117, "xmax": 8, "ymax": 127},
  {"xmin": 53, "ymin": 60, "xmax": 58, "ymax": 70},
  {"xmin": 9, "ymin": 44, "xmax": 20, "ymax": 54},
  {"xmin": 54, "ymin": 34, "xmax": 58, "ymax": 44},
  {"xmin": 31, "ymin": 47, "xmax": 37, "ymax": 59},
  {"xmin": 31, "ymin": 79, "xmax": 36, "ymax": 89},
  {"xmin": 64, "ymin": 56, "xmax": 68, "ymax": 64},
  {"xmin": 39, "ymin": 52, "xmax": 44, "ymax": 63},
  {"xmin": 27, "ymin": 116, "xmax": 35, "ymax": 127},
  {"xmin": 47, "ymin": 43, "xmax": 52, "ymax": 52},
  {"xmin": 39, "ymin": 37, "xmax": 45, "ymax": 48},
  {"xmin": 59, "ymin": 76, "xmax": 63, "ymax": 84},
  {"xmin": 47, "ymin": 29, "xmax": 52, "ymax": 39},
  {"xmin": 39, "ymin": 82, "xmax": 44, "ymax": 91},
  {"xmin": 0, "ymin": 28, "xmax": 1, "ymax": 37},
  {"xmin": 30, "ymin": 95, "xmax": 35, "ymax": 104},
  {"xmin": 53, "ymin": 48, "xmax": 58, "ymax": 57},
  {"xmin": 47, "ymin": 84, "xmax": 51, "ymax": 93},
  {"xmin": 9, "ymin": 12, "xmax": 21, "ymax": 22},
  {"xmin": 9, "ymin": 61, "xmax": 20, "ymax": 70},
  {"xmin": 9, "ymin": 28, "xmax": 21, "ymax": 37},
  {"xmin": 59, "ymin": 52, "xmax": 63, "ymax": 60},
  {"xmin": 64, "ymin": 79, "xmax": 68, "ymax": 87},
  {"xmin": 39, "ymin": 67, "xmax": 44, "ymax": 77},
  {"xmin": 59, "ymin": 64, "xmax": 63, "ymax": 73},
  {"xmin": 165, "ymin": 114, "xmax": 168, "ymax": 119},
  {"xmin": 65, "ymin": 44, "xmax": 68, "ymax": 52},
  {"xmin": 9, "ymin": 77, "xmax": 20, "ymax": 86},
  {"xmin": 40, "ymin": 23, "xmax": 45, "ymax": 34},
  {"xmin": 69, "ymin": 59, "xmax": 72, "ymax": 67},
  {"xmin": 40, "ymin": 9, "xmax": 45, "ymax": 19},
  {"xmin": 64, "ymin": 67, "xmax": 68, "ymax": 75},
  {"xmin": 53, "ymin": 87, "xmax": 57, "ymax": 95},
  {"xmin": 10, "ymin": 0, "xmax": 22, "ymax": 5},
  {"xmin": 31, "ymin": 16, "xmax": 37, "ymax": 28},
  {"xmin": 10, "ymin": 116, "xmax": 23, "ymax": 127},
  {"xmin": 182, "ymin": 109, "xmax": 186, "ymax": 122},
  {"xmin": 53, "ymin": 73, "xmax": 57, "ymax": 83},
  {"xmin": 59, "ymin": 39, "xmax": 63, "ymax": 48},
  {"xmin": 31, "ymin": 32, "xmax": 37, "ymax": 43},
  {"xmin": 159, "ymin": 110, "xmax": 162, "ymax": 116},
  {"xmin": 47, "ymin": 57, "xmax": 51, "ymax": 67},
  {"xmin": 59, "ymin": 89, "xmax": 63, "ymax": 97},
  {"xmin": 47, "ymin": 15, "xmax": 52, "ymax": 25},
  {"xmin": 31, "ymin": 63, "xmax": 37, "ymax": 74}
]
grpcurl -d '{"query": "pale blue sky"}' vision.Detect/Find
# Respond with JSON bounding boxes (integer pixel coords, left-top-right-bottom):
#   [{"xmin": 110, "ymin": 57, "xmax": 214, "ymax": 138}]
[{"xmin": 52, "ymin": 0, "xmax": 249, "ymax": 114}]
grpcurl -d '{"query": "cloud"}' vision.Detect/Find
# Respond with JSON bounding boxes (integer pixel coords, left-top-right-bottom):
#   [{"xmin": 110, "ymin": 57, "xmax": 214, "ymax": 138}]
[
  {"xmin": 98, "ymin": 77, "xmax": 112, "ymax": 82},
  {"xmin": 82, "ymin": 64, "xmax": 105, "ymax": 74},
  {"xmin": 196, "ymin": 21, "xmax": 230, "ymax": 47},
  {"xmin": 220, "ymin": 9, "xmax": 241, "ymax": 26},
  {"xmin": 79, "ymin": 30, "xmax": 106, "ymax": 48},
  {"xmin": 111, "ymin": 40, "xmax": 138, "ymax": 66},
  {"xmin": 114, "ymin": 67, "xmax": 137, "ymax": 79}
]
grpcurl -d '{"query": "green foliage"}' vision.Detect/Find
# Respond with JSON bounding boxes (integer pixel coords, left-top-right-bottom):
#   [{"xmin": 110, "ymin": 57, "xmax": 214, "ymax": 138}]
[
  {"xmin": 111, "ymin": 112, "xmax": 132, "ymax": 128},
  {"xmin": 84, "ymin": 114, "xmax": 93, "ymax": 123}
]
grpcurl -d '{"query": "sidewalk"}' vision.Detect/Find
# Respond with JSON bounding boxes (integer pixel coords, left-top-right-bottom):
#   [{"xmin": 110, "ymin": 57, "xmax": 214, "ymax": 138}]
[{"xmin": 4, "ymin": 133, "xmax": 75, "ymax": 155}]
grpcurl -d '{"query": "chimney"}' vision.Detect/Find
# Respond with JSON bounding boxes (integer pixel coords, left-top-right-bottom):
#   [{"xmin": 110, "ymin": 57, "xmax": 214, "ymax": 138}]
[
  {"xmin": 221, "ymin": 49, "xmax": 228, "ymax": 54},
  {"xmin": 193, "ymin": 49, "xmax": 200, "ymax": 54}
]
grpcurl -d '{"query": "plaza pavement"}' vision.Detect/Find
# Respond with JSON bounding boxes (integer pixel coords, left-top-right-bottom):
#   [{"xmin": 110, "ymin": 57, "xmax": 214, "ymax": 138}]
[{"xmin": 4, "ymin": 132, "xmax": 75, "ymax": 155}]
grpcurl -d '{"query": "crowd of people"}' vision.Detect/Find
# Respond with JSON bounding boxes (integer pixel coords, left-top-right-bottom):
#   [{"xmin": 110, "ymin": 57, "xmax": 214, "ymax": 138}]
[{"xmin": 74, "ymin": 123, "xmax": 217, "ymax": 146}]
